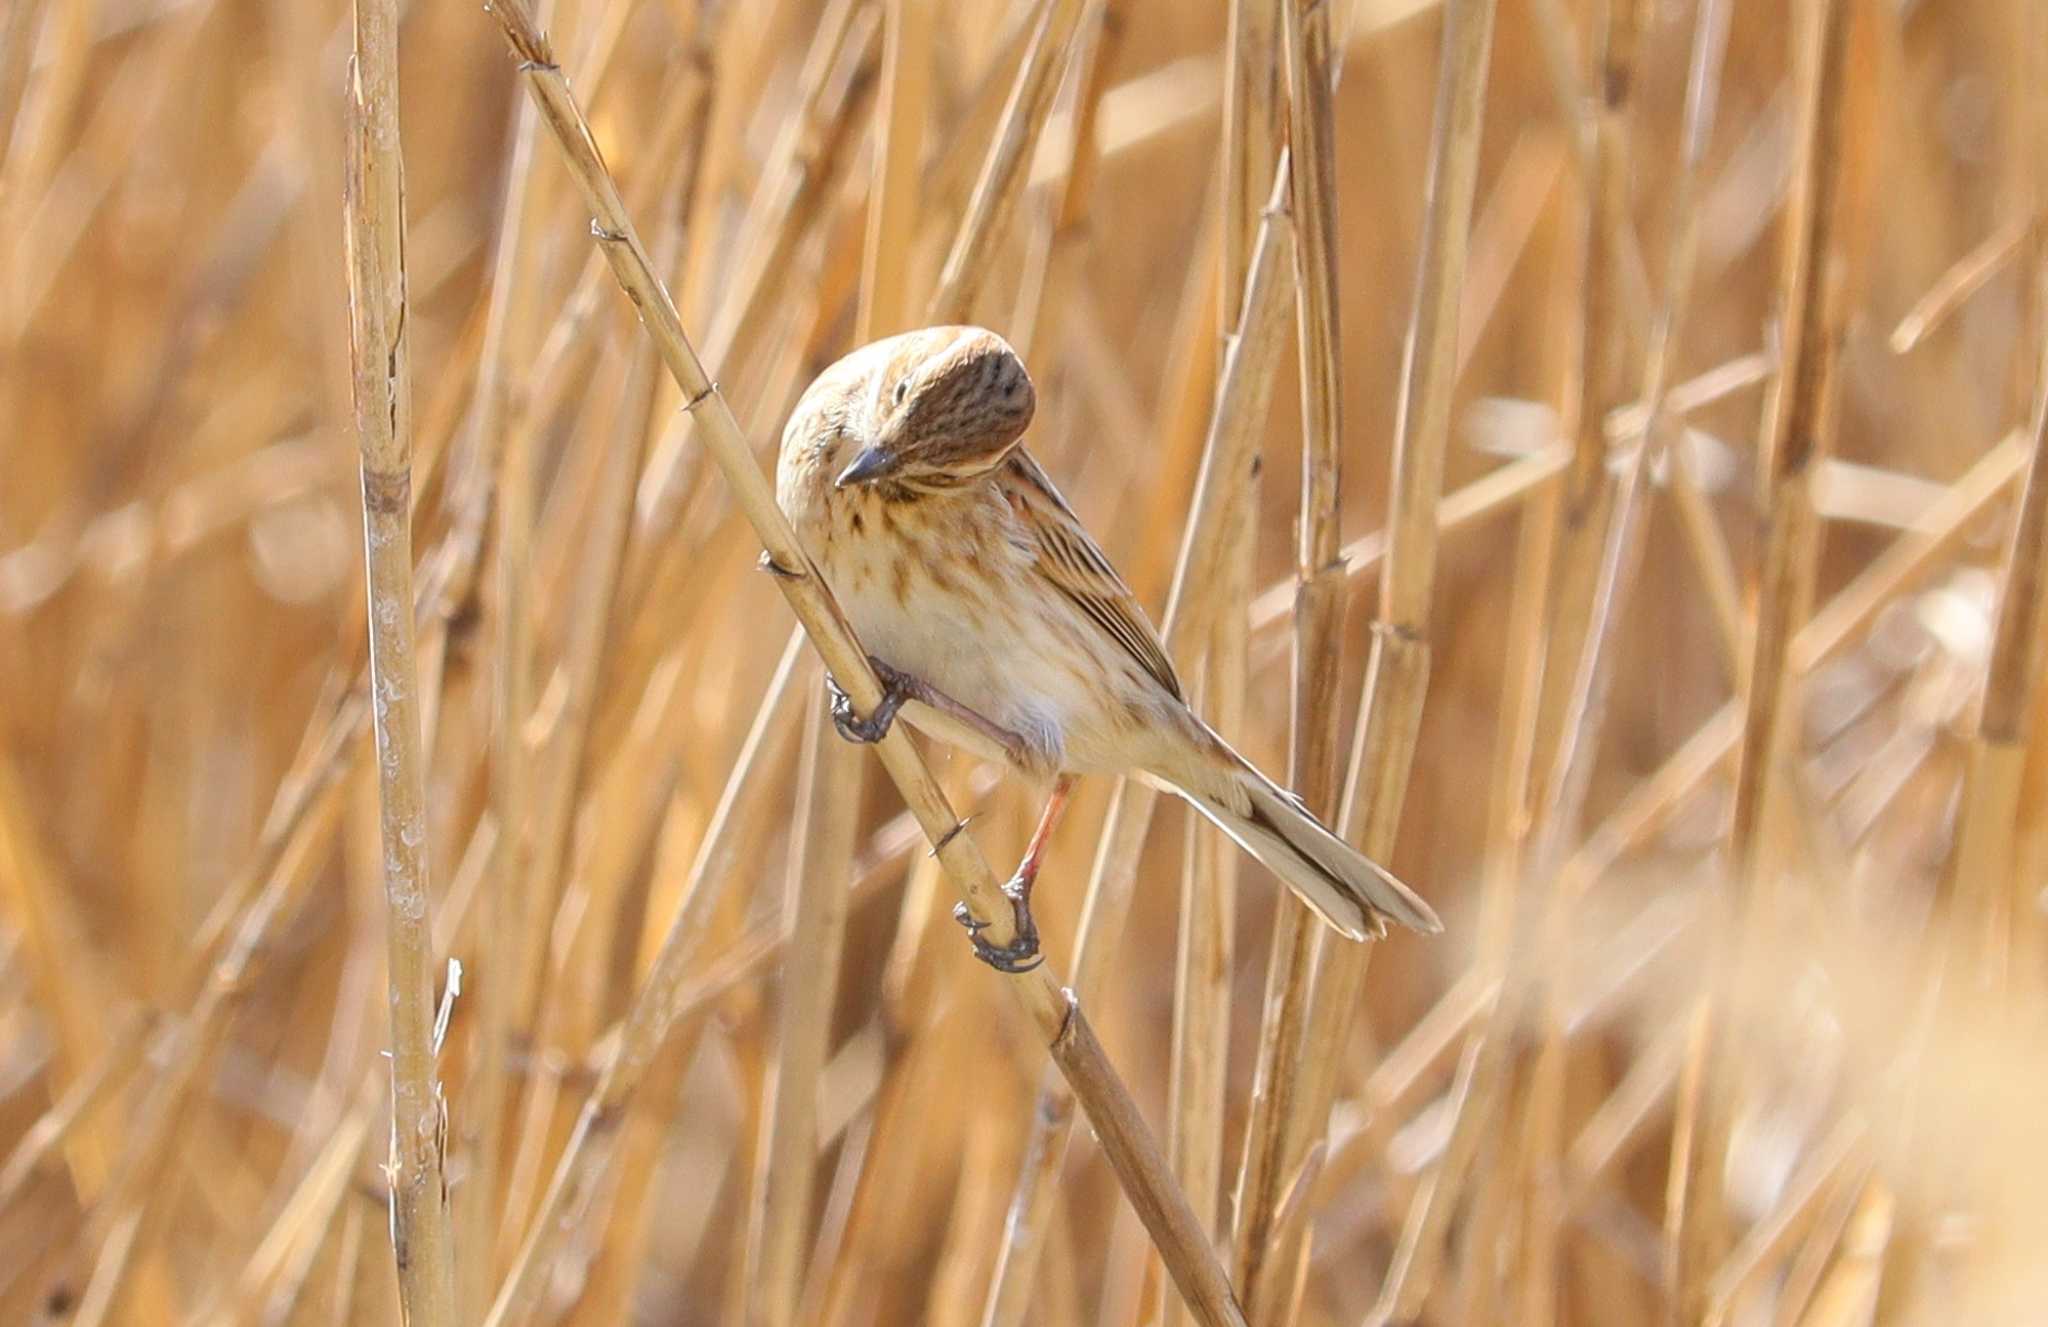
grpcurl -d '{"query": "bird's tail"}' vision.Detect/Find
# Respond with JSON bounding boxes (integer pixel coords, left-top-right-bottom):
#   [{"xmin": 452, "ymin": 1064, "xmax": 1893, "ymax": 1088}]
[{"xmin": 1175, "ymin": 756, "xmax": 1441, "ymax": 941}]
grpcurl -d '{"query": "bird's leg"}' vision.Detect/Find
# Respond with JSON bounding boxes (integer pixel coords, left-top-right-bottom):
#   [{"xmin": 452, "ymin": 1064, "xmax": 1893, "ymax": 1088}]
[
  {"xmin": 954, "ymin": 774, "xmax": 1073, "ymax": 974},
  {"xmin": 1012, "ymin": 774, "xmax": 1074, "ymax": 898},
  {"xmin": 828, "ymin": 656, "xmax": 915, "ymax": 744},
  {"xmin": 895, "ymin": 676, "xmax": 1041, "ymax": 771}
]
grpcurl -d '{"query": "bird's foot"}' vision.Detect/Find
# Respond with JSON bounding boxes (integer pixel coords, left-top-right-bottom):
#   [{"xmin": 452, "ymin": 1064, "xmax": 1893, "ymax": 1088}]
[
  {"xmin": 952, "ymin": 874, "xmax": 1041, "ymax": 974},
  {"xmin": 829, "ymin": 657, "xmax": 912, "ymax": 745}
]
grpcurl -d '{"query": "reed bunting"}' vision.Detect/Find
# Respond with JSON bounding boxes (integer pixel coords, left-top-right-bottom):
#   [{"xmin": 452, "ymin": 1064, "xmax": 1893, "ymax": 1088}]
[{"xmin": 774, "ymin": 326, "xmax": 1439, "ymax": 970}]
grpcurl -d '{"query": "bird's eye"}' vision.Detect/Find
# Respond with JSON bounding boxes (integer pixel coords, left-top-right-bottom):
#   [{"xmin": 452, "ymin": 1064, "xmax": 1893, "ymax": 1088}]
[{"xmin": 893, "ymin": 379, "xmax": 909, "ymax": 406}]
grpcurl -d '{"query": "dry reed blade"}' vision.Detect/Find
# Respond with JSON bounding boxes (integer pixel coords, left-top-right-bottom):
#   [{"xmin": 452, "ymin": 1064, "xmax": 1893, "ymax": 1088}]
[
  {"xmin": 0, "ymin": 669, "xmax": 371, "ymax": 1237},
  {"xmin": 0, "ymin": 0, "xmax": 41, "ymax": 181},
  {"xmin": 1889, "ymin": 218, "xmax": 2029, "ymax": 355},
  {"xmin": 1245, "ymin": 441, "xmax": 1569, "ymax": 637},
  {"xmin": 0, "ymin": 749, "xmax": 115, "ymax": 1195},
  {"xmin": 1520, "ymin": 0, "xmax": 1650, "ymax": 855},
  {"xmin": 1702, "ymin": 1117, "xmax": 1865, "ymax": 1326},
  {"xmin": 1794, "ymin": 432, "xmax": 2031, "ymax": 675},
  {"xmin": 66, "ymin": 721, "xmax": 354, "ymax": 1322}
]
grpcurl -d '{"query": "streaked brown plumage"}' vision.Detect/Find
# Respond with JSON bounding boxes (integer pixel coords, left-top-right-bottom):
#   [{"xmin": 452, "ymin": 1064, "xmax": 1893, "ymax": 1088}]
[{"xmin": 775, "ymin": 326, "xmax": 1440, "ymax": 948}]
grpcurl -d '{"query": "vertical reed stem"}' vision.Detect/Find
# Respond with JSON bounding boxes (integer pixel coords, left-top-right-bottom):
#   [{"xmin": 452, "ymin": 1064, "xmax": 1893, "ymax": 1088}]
[{"xmin": 344, "ymin": 0, "xmax": 456, "ymax": 1313}]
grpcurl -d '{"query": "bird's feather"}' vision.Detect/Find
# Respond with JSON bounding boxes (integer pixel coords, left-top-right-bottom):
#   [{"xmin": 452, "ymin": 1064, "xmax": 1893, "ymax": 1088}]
[
  {"xmin": 1000, "ymin": 451, "xmax": 1184, "ymax": 702},
  {"xmin": 1176, "ymin": 757, "xmax": 1443, "ymax": 939}
]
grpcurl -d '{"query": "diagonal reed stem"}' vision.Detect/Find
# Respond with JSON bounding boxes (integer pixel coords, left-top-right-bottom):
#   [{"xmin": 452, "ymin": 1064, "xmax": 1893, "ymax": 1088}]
[{"xmin": 474, "ymin": 4, "xmax": 1243, "ymax": 1321}]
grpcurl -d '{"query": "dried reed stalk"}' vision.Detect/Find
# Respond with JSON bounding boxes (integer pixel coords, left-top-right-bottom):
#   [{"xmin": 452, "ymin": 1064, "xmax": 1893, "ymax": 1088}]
[
  {"xmin": 1157, "ymin": 5, "xmax": 1278, "ymax": 1321},
  {"xmin": 1944, "ymin": 9, "xmax": 2048, "ymax": 984},
  {"xmin": 0, "ymin": 750, "xmax": 115, "ymax": 1194},
  {"xmin": 61, "ymin": 776, "xmax": 343, "ymax": 1326},
  {"xmin": 1685, "ymin": 0, "xmax": 1863, "ymax": 1312},
  {"xmin": 0, "ymin": 0, "xmax": 39, "ymax": 179},
  {"xmin": 862, "ymin": 0, "xmax": 935, "ymax": 341},
  {"xmin": 15, "ymin": 6, "xmax": 2048, "ymax": 1325},
  {"xmin": 1233, "ymin": 3, "xmax": 1498, "ymax": 1317},
  {"xmin": 1473, "ymin": 5, "xmax": 1731, "ymax": 1316},
  {"xmin": 927, "ymin": 0, "xmax": 1088, "ymax": 323},
  {"xmin": 635, "ymin": 0, "xmax": 879, "ymax": 544},
  {"xmin": 341, "ymin": 0, "xmax": 456, "ymax": 1311},
  {"xmin": 1520, "ymin": 0, "xmax": 1648, "ymax": 812},
  {"xmin": 1159, "ymin": 502, "xmax": 1251, "ymax": 1327},
  {"xmin": 736, "ymin": 2, "xmax": 937, "ymax": 1317},
  {"xmin": 1227, "ymin": 0, "xmax": 1351, "ymax": 1316},
  {"xmin": 462, "ymin": 0, "xmax": 558, "ymax": 1302},
  {"xmin": 481, "ymin": 631, "xmax": 808, "ymax": 1327},
  {"xmin": 978, "ymin": 166, "xmax": 1293, "ymax": 1327},
  {"xmin": 0, "ymin": 668, "xmax": 371, "ymax": 1234},
  {"xmin": 1890, "ymin": 218, "xmax": 2029, "ymax": 355},
  {"xmin": 744, "ymin": 695, "xmax": 857, "ymax": 1327},
  {"xmin": 1011, "ymin": 0, "xmax": 1124, "ymax": 357}
]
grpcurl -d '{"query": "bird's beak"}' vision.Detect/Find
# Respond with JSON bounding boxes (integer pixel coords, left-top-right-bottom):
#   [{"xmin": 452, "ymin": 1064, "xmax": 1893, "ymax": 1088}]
[{"xmin": 834, "ymin": 446, "xmax": 894, "ymax": 488}]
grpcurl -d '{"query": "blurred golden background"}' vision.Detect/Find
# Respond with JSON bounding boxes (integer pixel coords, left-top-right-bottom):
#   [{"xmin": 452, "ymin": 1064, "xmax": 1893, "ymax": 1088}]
[{"xmin": 1, "ymin": 0, "xmax": 2045, "ymax": 1323}]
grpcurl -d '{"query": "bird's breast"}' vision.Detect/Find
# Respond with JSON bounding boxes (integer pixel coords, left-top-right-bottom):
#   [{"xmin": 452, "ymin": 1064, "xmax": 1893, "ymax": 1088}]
[{"xmin": 802, "ymin": 491, "xmax": 1061, "ymax": 758}]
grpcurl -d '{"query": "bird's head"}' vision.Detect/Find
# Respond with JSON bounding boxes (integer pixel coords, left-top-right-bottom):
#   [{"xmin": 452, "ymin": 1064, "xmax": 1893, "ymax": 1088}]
[{"xmin": 780, "ymin": 326, "xmax": 1036, "ymax": 501}]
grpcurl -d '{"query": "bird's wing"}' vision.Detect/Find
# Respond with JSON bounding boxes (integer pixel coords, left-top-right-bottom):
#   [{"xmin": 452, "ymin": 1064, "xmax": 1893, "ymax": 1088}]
[{"xmin": 1000, "ymin": 451, "xmax": 1184, "ymax": 701}]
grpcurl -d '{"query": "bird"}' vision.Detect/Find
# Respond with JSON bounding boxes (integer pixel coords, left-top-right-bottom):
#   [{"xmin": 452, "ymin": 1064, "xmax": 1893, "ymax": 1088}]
[{"xmin": 774, "ymin": 325, "xmax": 1440, "ymax": 970}]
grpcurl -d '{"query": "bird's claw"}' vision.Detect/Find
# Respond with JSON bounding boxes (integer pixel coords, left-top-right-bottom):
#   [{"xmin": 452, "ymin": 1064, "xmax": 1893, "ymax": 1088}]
[
  {"xmin": 828, "ymin": 658, "xmax": 910, "ymax": 745},
  {"xmin": 952, "ymin": 875, "xmax": 1042, "ymax": 973}
]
